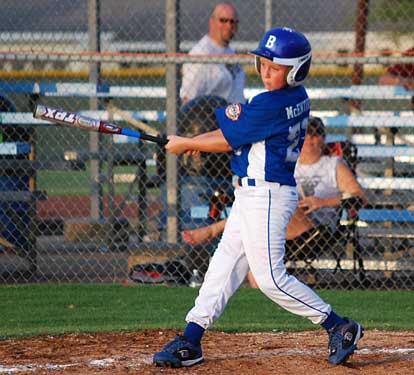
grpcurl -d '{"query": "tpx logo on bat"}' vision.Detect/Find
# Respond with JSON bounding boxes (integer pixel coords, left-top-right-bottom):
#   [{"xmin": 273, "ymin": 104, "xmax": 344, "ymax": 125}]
[
  {"xmin": 36, "ymin": 105, "xmax": 102, "ymax": 131},
  {"xmin": 42, "ymin": 106, "xmax": 77, "ymax": 123}
]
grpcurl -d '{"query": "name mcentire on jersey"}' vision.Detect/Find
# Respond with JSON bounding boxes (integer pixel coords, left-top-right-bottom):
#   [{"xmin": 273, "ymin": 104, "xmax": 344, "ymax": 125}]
[{"xmin": 285, "ymin": 98, "xmax": 310, "ymax": 120}]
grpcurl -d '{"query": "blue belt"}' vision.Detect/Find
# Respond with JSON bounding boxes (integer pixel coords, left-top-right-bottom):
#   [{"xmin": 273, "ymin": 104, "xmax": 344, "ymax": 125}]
[
  {"xmin": 237, "ymin": 177, "xmax": 282, "ymax": 188},
  {"xmin": 238, "ymin": 177, "xmax": 256, "ymax": 186}
]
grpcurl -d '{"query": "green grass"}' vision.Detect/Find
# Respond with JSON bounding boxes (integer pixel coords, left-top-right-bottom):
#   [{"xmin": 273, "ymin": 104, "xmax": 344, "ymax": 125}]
[
  {"xmin": 37, "ymin": 165, "xmax": 158, "ymax": 196},
  {"xmin": 37, "ymin": 170, "xmax": 92, "ymax": 196},
  {"xmin": 1, "ymin": 284, "xmax": 413, "ymax": 339}
]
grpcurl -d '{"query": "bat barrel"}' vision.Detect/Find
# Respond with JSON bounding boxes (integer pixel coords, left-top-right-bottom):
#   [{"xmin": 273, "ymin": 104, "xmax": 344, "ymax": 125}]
[{"xmin": 33, "ymin": 104, "xmax": 101, "ymax": 132}]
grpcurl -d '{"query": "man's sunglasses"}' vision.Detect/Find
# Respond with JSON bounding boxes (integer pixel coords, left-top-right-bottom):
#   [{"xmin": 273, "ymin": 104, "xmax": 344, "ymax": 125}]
[{"xmin": 218, "ymin": 17, "xmax": 239, "ymax": 25}]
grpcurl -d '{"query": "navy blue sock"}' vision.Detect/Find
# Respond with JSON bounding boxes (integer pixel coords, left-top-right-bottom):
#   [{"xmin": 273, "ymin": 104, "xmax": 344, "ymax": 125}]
[
  {"xmin": 321, "ymin": 311, "xmax": 347, "ymax": 331},
  {"xmin": 183, "ymin": 322, "xmax": 205, "ymax": 347}
]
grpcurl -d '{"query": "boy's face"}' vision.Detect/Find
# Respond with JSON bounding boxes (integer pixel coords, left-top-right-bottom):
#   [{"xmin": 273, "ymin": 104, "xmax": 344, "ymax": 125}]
[{"xmin": 259, "ymin": 58, "xmax": 291, "ymax": 91}]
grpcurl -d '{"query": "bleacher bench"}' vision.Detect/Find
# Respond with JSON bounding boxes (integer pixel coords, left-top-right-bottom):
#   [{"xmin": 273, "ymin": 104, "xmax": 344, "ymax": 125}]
[{"xmin": 1, "ymin": 81, "xmax": 413, "ymax": 276}]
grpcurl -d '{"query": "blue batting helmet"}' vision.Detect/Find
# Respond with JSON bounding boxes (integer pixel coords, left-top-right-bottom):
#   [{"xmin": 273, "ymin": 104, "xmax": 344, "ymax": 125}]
[{"xmin": 251, "ymin": 27, "xmax": 312, "ymax": 86}]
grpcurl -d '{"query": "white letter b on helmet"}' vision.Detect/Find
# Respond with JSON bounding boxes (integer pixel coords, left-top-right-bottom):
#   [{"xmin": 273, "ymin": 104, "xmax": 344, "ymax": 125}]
[{"xmin": 265, "ymin": 35, "xmax": 276, "ymax": 49}]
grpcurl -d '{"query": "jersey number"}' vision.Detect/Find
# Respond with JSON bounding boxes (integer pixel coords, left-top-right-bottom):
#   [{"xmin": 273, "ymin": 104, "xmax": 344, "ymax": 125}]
[{"xmin": 286, "ymin": 118, "xmax": 308, "ymax": 163}]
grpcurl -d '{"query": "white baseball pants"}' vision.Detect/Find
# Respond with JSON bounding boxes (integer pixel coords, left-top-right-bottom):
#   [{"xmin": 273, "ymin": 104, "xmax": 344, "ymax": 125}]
[{"xmin": 186, "ymin": 183, "xmax": 332, "ymax": 329}]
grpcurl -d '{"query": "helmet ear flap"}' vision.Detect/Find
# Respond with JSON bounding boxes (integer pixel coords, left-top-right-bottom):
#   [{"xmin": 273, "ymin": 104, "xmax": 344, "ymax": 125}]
[
  {"xmin": 286, "ymin": 57, "xmax": 312, "ymax": 86},
  {"xmin": 254, "ymin": 56, "xmax": 261, "ymax": 74}
]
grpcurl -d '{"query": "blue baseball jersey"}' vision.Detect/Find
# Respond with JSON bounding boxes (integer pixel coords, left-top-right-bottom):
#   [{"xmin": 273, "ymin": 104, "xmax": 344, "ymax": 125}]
[{"xmin": 216, "ymin": 86, "xmax": 310, "ymax": 186}]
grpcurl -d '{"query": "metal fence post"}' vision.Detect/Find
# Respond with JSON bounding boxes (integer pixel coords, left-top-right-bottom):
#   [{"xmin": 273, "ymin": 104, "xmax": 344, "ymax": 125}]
[
  {"xmin": 165, "ymin": 0, "xmax": 180, "ymax": 243},
  {"xmin": 265, "ymin": 0, "xmax": 273, "ymax": 31},
  {"xmin": 88, "ymin": 0, "xmax": 104, "ymax": 220}
]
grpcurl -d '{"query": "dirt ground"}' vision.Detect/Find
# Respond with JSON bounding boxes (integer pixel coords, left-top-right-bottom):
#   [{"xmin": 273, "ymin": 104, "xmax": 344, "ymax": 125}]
[{"xmin": 1, "ymin": 329, "xmax": 413, "ymax": 375}]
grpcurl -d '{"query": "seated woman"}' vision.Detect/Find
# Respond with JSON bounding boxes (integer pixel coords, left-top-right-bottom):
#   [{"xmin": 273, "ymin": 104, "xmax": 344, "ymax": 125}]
[{"xmin": 182, "ymin": 116, "xmax": 368, "ymax": 287}]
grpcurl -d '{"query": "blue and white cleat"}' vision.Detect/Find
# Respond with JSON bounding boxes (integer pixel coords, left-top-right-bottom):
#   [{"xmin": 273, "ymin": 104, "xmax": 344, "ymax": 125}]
[
  {"xmin": 327, "ymin": 318, "xmax": 364, "ymax": 365},
  {"xmin": 153, "ymin": 335, "xmax": 204, "ymax": 368}
]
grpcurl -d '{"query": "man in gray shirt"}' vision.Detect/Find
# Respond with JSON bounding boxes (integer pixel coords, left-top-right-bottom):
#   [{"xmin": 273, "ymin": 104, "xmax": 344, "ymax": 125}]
[{"xmin": 180, "ymin": 2, "xmax": 246, "ymax": 104}]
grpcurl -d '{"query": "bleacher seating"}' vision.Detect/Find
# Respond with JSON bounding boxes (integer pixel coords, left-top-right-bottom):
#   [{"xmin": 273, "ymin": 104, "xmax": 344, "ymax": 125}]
[{"xmin": 1, "ymin": 81, "xmax": 413, "ymax": 278}]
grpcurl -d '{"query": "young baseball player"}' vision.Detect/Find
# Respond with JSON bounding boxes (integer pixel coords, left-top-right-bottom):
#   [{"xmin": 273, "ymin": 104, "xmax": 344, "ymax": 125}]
[{"xmin": 153, "ymin": 27, "xmax": 363, "ymax": 368}]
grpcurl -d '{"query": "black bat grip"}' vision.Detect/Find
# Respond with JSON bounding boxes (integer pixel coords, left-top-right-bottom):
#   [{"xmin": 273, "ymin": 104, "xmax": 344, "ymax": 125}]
[{"xmin": 140, "ymin": 133, "xmax": 168, "ymax": 145}]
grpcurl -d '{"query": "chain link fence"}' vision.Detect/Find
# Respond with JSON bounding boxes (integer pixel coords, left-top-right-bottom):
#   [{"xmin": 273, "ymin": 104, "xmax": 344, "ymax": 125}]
[{"xmin": 0, "ymin": 0, "xmax": 413, "ymax": 289}]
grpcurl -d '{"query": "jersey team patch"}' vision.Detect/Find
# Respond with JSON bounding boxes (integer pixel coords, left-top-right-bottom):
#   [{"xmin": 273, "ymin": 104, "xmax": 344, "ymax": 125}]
[{"xmin": 225, "ymin": 103, "xmax": 242, "ymax": 121}]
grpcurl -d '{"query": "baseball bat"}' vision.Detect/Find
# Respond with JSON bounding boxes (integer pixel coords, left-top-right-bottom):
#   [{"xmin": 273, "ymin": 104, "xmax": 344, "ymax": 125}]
[{"xmin": 33, "ymin": 104, "xmax": 168, "ymax": 145}]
